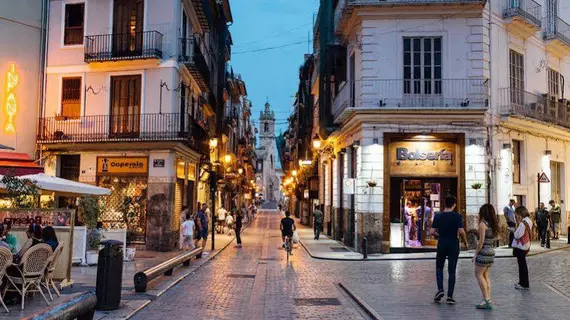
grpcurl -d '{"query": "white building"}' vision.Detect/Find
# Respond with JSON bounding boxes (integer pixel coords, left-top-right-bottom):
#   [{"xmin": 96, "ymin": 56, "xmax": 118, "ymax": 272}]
[
  {"xmin": 255, "ymin": 102, "xmax": 281, "ymax": 203},
  {"xmin": 325, "ymin": 0, "xmax": 570, "ymax": 253}
]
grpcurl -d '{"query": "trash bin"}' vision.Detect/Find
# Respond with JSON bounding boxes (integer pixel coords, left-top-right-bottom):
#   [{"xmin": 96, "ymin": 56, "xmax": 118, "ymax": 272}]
[{"xmin": 95, "ymin": 239, "xmax": 124, "ymax": 311}]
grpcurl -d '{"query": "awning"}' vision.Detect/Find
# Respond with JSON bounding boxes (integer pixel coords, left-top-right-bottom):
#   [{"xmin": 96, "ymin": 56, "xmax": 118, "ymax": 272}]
[
  {"xmin": 0, "ymin": 152, "xmax": 43, "ymax": 176},
  {"xmin": 19, "ymin": 173, "xmax": 111, "ymax": 197}
]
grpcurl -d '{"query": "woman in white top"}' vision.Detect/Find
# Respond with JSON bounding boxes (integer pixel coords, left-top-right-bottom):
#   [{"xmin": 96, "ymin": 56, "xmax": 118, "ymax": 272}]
[
  {"xmin": 512, "ymin": 206, "xmax": 533, "ymax": 290},
  {"xmin": 181, "ymin": 213, "xmax": 196, "ymax": 250}
]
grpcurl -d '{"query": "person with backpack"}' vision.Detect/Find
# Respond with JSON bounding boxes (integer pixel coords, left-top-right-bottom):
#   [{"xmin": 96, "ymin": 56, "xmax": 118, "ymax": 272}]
[
  {"xmin": 512, "ymin": 206, "xmax": 533, "ymax": 290},
  {"xmin": 535, "ymin": 202, "xmax": 549, "ymax": 247},
  {"xmin": 313, "ymin": 204, "xmax": 323, "ymax": 240}
]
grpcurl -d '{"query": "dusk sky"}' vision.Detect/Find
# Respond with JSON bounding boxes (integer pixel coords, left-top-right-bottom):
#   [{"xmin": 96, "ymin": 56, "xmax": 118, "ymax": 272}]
[{"xmin": 229, "ymin": 0, "xmax": 319, "ymax": 139}]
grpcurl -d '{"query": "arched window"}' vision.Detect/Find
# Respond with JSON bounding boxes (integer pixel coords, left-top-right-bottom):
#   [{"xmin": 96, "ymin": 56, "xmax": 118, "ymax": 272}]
[{"xmin": 264, "ymin": 122, "xmax": 269, "ymax": 132}]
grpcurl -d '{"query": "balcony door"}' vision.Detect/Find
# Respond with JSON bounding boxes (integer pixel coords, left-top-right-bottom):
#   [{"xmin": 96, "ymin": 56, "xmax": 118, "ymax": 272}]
[
  {"xmin": 110, "ymin": 75, "xmax": 141, "ymax": 138},
  {"xmin": 403, "ymin": 37, "xmax": 442, "ymax": 108},
  {"xmin": 113, "ymin": 0, "xmax": 144, "ymax": 57}
]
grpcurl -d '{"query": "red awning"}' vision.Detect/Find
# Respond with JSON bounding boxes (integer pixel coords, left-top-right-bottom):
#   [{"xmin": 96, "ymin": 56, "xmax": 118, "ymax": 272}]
[{"xmin": 0, "ymin": 152, "xmax": 43, "ymax": 176}]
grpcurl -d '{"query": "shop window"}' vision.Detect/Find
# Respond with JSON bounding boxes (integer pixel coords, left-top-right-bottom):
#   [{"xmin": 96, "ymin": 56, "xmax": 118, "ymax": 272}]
[
  {"xmin": 61, "ymin": 77, "xmax": 82, "ymax": 119},
  {"xmin": 64, "ymin": 3, "xmax": 85, "ymax": 45},
  {"xmin": 403, "ymin": 37, "xmax": 442, "ymax": 95},
  {"xmin": 509, "ymin": 50, "xmax": 524, "ymax": 104},
  {"xmin": 512, "ymin": 140, "xmax": 522, "ymax": 184}
]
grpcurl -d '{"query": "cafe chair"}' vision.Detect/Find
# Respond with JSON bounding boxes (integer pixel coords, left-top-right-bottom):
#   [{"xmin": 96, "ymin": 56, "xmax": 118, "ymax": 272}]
[
  {"xmin": 42, "ymin": 242, "xmax": 65, "ymax": 301},
  {"xmin": 5, "ymin": 244, "xmax": 52, "ymax": 310},
  {"xmin": 0, "ymin": 247, "xmax": 13, "ymax": 313}
]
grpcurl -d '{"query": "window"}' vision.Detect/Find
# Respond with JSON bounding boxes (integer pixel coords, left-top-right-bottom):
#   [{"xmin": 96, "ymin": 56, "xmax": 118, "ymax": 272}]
[
  {"xmin": 264, "ymin": 122, "xmax": 269, "ymax": 132},
  {"xmin": 512, "ymin": 140, "xmax": 522, "ymax": 184},
  {"xmin": 548, "ymin": 68, "xmax": 561, "ymax": 98},
  {"xmin": 551, "ymin": 161, "xmax": 563, "ymax": 204},
  {"xmin": 64, "ymin": 3, "xmax": 85, "ymax": 45},
  {"xmin": 509, "ymin": 50, "xmax": 524, "ymax": 104},
  {"xmin": 403, "ymin": 37, "xmax": 442, "ymax": 95},
  {"xmin": 61, "ymin": 77, "xmax": 82, "ymax": 119}
]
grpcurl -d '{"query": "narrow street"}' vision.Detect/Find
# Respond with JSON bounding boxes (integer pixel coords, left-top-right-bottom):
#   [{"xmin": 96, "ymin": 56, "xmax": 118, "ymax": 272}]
[{"xmin": 133, "ymin": 210, "xmax": 570, "ymax": 320}]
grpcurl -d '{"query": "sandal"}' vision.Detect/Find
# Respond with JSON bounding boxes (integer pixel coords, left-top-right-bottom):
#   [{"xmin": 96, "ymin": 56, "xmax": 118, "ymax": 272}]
[{"xmin": 476, "ymin": 300, "xmax": 492, "ymax": 310}]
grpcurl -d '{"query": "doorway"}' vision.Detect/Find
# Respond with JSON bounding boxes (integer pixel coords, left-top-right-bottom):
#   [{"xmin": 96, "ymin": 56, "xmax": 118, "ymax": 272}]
[
  {"xmin": 109, "ymin": 75, "xmax": 141, "ymax": 138},
  {"xmin": 113, "ymin": 0, "xmax": 144, "ymax": 57},
  {"xmin": 389, "ymin": 177, "xmax": 458, "ymax": 248}
]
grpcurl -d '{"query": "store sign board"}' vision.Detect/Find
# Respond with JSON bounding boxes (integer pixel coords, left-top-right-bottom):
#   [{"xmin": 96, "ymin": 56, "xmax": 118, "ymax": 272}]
[
  {"xmin": 97, "ymin": 157, "xmax": 148, "ymax": 175},
  {"xmin": 389, "ymin": 141, "xmax": 458, "ymax": 176},
  {"xmin": 153, "ymin": 159, "xmax": 165, "ymax": 167},
  {"xmin": 0, "ymin": 209, "xmax": 73, "ymax": 227}
]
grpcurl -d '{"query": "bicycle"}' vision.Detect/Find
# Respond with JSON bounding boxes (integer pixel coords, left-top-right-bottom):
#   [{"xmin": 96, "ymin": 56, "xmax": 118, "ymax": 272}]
[{"xmin": 284, "ymin": 235, "xmax": 293, "ymax": 261}]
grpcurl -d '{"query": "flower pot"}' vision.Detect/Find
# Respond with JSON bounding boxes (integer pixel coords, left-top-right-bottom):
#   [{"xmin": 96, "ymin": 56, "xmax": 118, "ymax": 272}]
[
  {"xmin": 125, "ymin": 247, "xmax": 136, "ymax": 261},
  {"xmin": 86, "ymin": 250, "xmax": 99, "ymax": 265}
]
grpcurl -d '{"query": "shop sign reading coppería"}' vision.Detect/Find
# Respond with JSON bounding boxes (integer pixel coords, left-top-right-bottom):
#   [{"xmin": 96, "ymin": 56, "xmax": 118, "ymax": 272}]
[
  {"xmin": 97, "ymin": 157, "xmax": 149, "ymax": 175},
  {"xmin": 390, "ymin": 141, "xmax": 458, "ymax": 176}
]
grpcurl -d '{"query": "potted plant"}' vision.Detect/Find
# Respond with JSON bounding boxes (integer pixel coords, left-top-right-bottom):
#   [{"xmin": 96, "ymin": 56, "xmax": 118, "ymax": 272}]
[
  {"xmin": 78, "ymin": 196, "xmax": 103, "ymax": 266},
  {"xmin": 471, "ymin": 182, "xmax": 483, "ymax": 190},
  {"xmin": 85, "ymin": 229, "xmax": 103, "ymax": 265},
  {"xmin": 366, "ymin": 180, "xmax": 378, "ymax": 188}
]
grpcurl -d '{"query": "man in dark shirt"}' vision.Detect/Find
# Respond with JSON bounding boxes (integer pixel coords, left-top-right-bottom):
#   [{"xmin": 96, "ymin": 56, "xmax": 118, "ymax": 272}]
[
  {"xmin": 430, "ymin": 195, "xmax": 468, "ymax": 305},
  {"xmin": 280, "ymin": 211, "xmax": 296, "ymax": 253}
]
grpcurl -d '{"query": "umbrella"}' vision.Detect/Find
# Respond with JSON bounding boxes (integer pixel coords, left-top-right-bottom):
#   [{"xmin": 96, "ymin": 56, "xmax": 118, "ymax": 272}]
[{"xmin": 18, "ymin": 173, "xmax": 111, "ymax": 197}]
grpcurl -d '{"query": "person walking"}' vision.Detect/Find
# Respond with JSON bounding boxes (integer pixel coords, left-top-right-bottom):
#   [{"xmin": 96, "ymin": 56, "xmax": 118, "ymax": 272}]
[
  {"xmin": 535, "ymin": 202, "xmax": 549, "ymax": 247},
  {"xmin": 181, "ymin": 213, "xmax": 195, "ymax": 250},
  {"xmin": 430, "ymin": 195, "xmax": 468, "ymax": 304},
  {"xmin": 313, "ymin": 204, "xmax": 324, "ymax": 240},
  {"xmin": 549, "ymin": 200, "xmax": 561, "ymax": 240},
  {"xmin": 513, "ymin": 206, "xmax": 533, "ymax": 290},
  {"xmin": 226, "ymin": 212, "xmax": 234, "ymax": 236},
  {"xmin": 235, "ymin": 208, "xmax": 243, "ymax": 248},
  {"xmin": 503, "ymin": 199, "xmax": 516, "ymax": 248},
  {"xmin": 473, "ymin": 204, "xmax": 499, "ymax": 310},
  {"xmin": 194, "ymin": 203, "xmax": 208, "ymax": 250}
]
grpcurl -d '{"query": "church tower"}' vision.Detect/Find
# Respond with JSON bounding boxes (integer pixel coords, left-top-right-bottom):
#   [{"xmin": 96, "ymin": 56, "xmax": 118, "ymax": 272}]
[
  {"xmin": 259, "ymin": 101, "xmax": 276, "ymax": 169},
  {"xmin": 255, "ymin": 101, "xmax": 280, "ymax": 203}
]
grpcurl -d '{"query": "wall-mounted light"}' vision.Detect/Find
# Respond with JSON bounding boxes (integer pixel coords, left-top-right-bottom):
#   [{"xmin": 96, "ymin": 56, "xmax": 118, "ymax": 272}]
[
  {"xmin": 372, "ymin": 138, "xmax": 379, "ymax": 144},
  {"xmin": 353, "ymin": 140, "xmax": 360, "ymax": 148},
  {"xmin": 238, "ymin": 167, "xmax": 244, "ymax": 175},
  {"xmin": 224, "ymin": 154, "xmax": 232, "ymax": 164},
  {"xmin": 340, "ymin": 148, "xmax": 347, "ymax": 154},
  {"xmin": 312, "ymin": 134, "xmax": 322, "ymax": 150},
  {"xmin": 209, "ymin": 138, "xmax": 218, "ymax": 149},
  {"xmin": 502, "ymin": 143, "xmax": 511, "ymax": 149},
  {"xmin": 545, "ymin": 150, "xmax": 552, "ymax": 155},
  {"xmin": 292, "ymin": 170, "xmax": 298, "ymax": 177}
]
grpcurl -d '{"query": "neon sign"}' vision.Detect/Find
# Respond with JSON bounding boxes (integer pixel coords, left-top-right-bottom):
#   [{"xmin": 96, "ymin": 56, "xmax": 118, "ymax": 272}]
[{"xmin": 4, "ymin": 64, "xmax": 18, "ymax": 133}]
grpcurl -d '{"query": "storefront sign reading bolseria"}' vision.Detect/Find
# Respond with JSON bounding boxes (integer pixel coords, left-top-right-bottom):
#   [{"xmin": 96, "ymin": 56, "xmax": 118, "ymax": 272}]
[{"xmin": 396, "ymin": 148, "xmax": 453, "ymax": 161}]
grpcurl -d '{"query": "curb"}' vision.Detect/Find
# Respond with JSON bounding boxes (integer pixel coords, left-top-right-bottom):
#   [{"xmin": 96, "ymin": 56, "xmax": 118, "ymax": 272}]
[
  {"xmin": 338, "ymin": 282, "xmax": 383, "ymax": 320},
  {"xmin": 299, "ymin": 239, "xmax": 570, "ymax": 261},
  {"xmin": 125, "ymin": 216, "xmax": 257, "ymax": 319}
]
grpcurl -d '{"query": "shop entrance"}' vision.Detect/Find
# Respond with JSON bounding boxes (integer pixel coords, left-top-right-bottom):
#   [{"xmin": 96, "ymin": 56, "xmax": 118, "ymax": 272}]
[{"xmin": 389, "ymin": 177, "xmax": 457, "ymax": 248}]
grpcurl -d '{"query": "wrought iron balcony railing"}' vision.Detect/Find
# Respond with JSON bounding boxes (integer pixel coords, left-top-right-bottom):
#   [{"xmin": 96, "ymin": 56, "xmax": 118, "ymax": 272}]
[
  {"xmin": 499, "ymin": 87, "xmax": 570, "ymax": 129},
  {"xmin": 84, "ymin": 31, "xmax": 163, "ymax": 62},
  {"xmin": 503, "ymin": 0, "xmax": 542, "ymax": 28},
  {"xmin": 37, "ymin": 113, "xmax": 210, "ymax": 154},
  {"xmin": 544, "ymin": 15, "xmax": 570, "ymax": 47},
  {"xmin": 180, "ymin": 37, "xmax": 211, "ymax": 92},
  {"xmin": 347, "ymin": 0, "xmax": 486, "ymax": 5},
  {"xmin": 333, "ymin": 78, "xmax": 488, "ymax": 121}
]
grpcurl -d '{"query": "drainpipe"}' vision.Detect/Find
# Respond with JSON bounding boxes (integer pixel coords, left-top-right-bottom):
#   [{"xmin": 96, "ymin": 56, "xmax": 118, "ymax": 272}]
[
  {"xmin": 486, "ymin": 2, "xmax": 493, "ymax": 206},
  {"xmin": 37, "ymin": 0, "xmax": 49, "ymax": 162}
]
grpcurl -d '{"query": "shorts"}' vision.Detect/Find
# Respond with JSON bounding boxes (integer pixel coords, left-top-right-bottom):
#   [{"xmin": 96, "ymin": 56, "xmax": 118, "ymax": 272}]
[
  {"xmin": 281, "ymin": 230, "xmax": 293, "ymax": 238},
  {"xmin": 195, "ymin": 228, "xmax": 208, "ymax": 240}
]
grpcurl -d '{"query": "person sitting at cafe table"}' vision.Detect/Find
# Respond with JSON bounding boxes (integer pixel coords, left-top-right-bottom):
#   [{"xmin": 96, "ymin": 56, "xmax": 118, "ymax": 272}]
[
  {"xmin": 0, "ymin": 225, "xmax": 10, "ymax": 250},
  {"xmin": 2, "ymin": 222, "xmax": 18, "ymax": 253},
  {"xmin": 42, "ymin": 226, "xmax": 59, "ymax": 251}
]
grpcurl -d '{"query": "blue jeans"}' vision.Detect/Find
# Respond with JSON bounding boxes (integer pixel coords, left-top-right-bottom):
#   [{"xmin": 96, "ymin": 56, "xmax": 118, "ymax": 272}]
[{"xmin": 436, "ymin": 245, "xmax": 459, "ymax": 297}]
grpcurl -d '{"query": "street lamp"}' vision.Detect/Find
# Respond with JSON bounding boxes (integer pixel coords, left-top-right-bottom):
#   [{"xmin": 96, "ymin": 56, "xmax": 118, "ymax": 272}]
[
  {"xmin": 208, "ymin": 138, "xmax": 220, "ymax": 252},
  {"xmin": 312, "ymin": 134, "xmax": 322, "ymax": 150}
]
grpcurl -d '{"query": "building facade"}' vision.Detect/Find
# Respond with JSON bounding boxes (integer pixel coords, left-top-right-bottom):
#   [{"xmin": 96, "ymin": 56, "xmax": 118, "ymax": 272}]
[
  {"xmin": 256, "ymin": 102, "xmax": 281, "ymax": 203},
  {"xmin": 284, "ymin": 0, "xmax": 570, "ymax": 253},
  {"xmin": 37, "ymin": 0, "xmax": 233, "ymax": 250},
  {"xmin": 0, "ymin": 0, "xmax": 47, "ymax": 174}
]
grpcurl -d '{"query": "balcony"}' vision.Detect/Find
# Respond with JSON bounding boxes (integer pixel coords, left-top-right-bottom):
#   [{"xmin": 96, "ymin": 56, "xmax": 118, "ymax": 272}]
[
  {"xmin": 544, "ymin": 16, "xmax": 570, "ymax": 56},
  {"xmin": 84, "ymin": 31, "xmax": 163, "ymax": 63},
  {"xmin": 182, "ymin": 0, "xmax": 212, "ymax": 33},
  {"xmin": 37, "ymin": 113, "xmax": 210, "ymax": 154},
  {"xmin": 499, "ymin": 87, "xmax": 570, "ymax": 130},
  {"xmin": 180, "ymin": 37, "xmax": 211, "ymax": 92},
  {"xmin": 333, "ymin": 78, "xmax": 488, "ymax": 123},
  {"xmin": 502, "ymin": 0, "xmax": 541, "ymax": 38}
]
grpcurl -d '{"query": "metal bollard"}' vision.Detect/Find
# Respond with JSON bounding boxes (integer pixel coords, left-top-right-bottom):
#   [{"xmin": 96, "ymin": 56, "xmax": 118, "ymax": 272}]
[{"xmin": 362, "ymin": 237, "xmax": 368, "ymax": 259}]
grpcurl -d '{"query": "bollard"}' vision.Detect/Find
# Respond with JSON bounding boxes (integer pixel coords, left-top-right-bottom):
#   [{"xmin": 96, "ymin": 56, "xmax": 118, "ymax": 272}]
[{"xmin": 362, "ymin": 237, "xmax": 368, "ymax": 259}]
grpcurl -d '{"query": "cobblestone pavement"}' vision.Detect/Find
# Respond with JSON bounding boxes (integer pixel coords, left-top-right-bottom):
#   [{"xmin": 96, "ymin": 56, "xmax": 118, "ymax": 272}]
[{"xmin": 133, "ymin": 210, "xmax": 570, "ymax": 320}]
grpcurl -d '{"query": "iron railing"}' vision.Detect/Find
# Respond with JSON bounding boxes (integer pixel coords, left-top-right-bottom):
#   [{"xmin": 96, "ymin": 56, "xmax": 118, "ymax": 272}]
[
  {"xmin": 503, "ymin": 0, "xmax": 542, "ymax": 28},
  {"xmin": 347, "ymin": 0, "xmax": 486, "ymax": 5},
  {"xmin": 179, "ymin": 37, "xmax": 211, "ymax": 91},
  {"xmin": 84, "ymin": 31, "xmax": 163, "ymax": 62},
  {"xmin": 333, "ymin": 78, "xmax": 488, "ymax": 120},
  {"xmin": 544, "ymin": 15, "xmax": 570, "ymax": 47},
  {"xmin": 37, "ymin": 113, "xmax": 210, "ymax": 153},
  {"xmin": 499, "ymin": 87, "xmax": 570, "ymax": 129}
]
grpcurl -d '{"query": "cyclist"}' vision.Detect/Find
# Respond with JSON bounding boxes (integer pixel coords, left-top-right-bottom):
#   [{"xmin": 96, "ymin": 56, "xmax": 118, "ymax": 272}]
[{"xmin": 280, "ymin": 211, "xmax": 296, "ymax": 254}]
